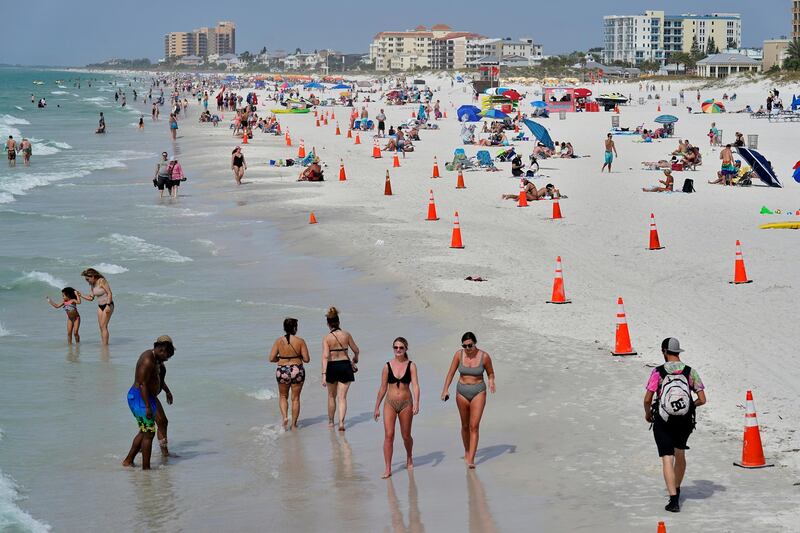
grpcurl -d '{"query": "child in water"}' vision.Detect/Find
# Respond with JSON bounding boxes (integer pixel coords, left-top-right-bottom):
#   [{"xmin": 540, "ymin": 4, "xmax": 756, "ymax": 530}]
[
  {"xmin": 139, "ymin": 116, "xmax": 144, "ymax": 130},
  {"xmin": 46, "ymin": 287, "xmax": 81, "ymax": 343}
]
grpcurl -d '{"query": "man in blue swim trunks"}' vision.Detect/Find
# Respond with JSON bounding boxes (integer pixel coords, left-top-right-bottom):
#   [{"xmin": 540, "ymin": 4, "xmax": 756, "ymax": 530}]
[
  {"xmin": 122, "ymin": 335, "xmax": 175, "ymax": 470},
  {"xmin": 601, "ymin": 133, "xmax": 618, "ymax": 173}
]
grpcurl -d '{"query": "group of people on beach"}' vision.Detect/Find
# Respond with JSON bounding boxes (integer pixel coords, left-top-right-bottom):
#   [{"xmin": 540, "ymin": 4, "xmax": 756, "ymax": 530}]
[
  {"xmin": 45, "ymin": 268, "xmax": 114, "ymax": 345},
  {"xmin": 263, "ymin": 307, "xmax": 495, "ymax": 478},
  {"xmin": 4, "ymin": 135, "xmax": 32, "ymax": 166}
]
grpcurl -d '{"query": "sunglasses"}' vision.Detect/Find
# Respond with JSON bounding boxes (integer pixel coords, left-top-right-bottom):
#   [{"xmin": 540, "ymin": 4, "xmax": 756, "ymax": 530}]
[
  {"xmin": 393, "ymin": 346, "xmax": 406, "ymax": 351},
  {"xmin": 462, "ymin": 343, "xmax": 475, "ymax": 349}
]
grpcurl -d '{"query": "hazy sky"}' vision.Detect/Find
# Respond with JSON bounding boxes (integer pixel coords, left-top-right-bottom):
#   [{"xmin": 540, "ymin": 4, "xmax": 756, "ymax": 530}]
[{"xmin": 1, "ymin": 0, "xmax": 792, "ymax": 65}]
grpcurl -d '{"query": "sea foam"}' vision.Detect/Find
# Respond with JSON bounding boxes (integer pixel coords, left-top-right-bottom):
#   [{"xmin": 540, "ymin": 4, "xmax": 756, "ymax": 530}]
[
  {"xmin": 100, "ymin": 234, "xmax": 192, "ymax": 263},
  {"xmin": 0, "ymin": 469, "xmax": 52, "ymax": 532},
  {"xmin": 19, "ymin": 271, "xmax": 66, "ymax": 289},
  {"xmin": 93, "ymin": 263, "xmax": 128, "ymax": 275}
]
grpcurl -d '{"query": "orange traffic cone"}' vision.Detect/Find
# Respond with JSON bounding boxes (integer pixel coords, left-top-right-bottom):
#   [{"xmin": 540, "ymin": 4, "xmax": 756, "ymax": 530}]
[
  {"xmin": 517, "ymin": 179, "xmax": 528, "ymax": 207},
  {"xmin": 426, "ymin": 189, "xmax": 439, "ymax": 221},
  {"xmin": 315, "ymin": 118, "xmax": 320, "ymax": 127},
  {"xmin": 286, "ymin": 130, "xmax": 292, "ymax": 147},
  {"xmin": 546, "ymin": 256, "xmax": 571, "ymax": 304},
  {"xmin": 297, "ymin": 140, "xmax": 306, "ymax": 159},
  {"xmin": 432, "ymin": 157, "xmax": 440, "ymax": 178},
  {"xmin": 347, "ymin": 128, "xmax": 352, "ymax": 139},
  {"xmin": 384, "ymin": 170, "xmax": 393, "ymax": 196},
  {"xmin": 552, "ymin": 197, "xmax": 563, "ymax": 219},
  {"xmin": 657, "ymin": 104, "xmax": 661, "ymax": 112},
  {"xmin": 614, "ymin": 104, "xmax": 620, "ymax": 114},
  {"xmin": 411, "ymin": 110, "xmax": 416, "ymax": 118},
  {"xmin": 335, "ymin": 123, "xmax": 341, "ymax": 135},
  {"xmin": 612, "ymin": 297, "xmax": 637, "ymax": 356},
  {"xmin": 733, "ymin": 390, "xmax": 774, "ymax": 468},
  {"xmin": 730, "ymin": 240, "xmax": 752, "ymax": 284},
  {"xmin": 450, "ymin": 211, "xmax": 464, "ymax": 248},
  {"xmin": 314, "ymin": 110, "xmax": 318, "ymax": 117},
  {"xmin": 242, "ymin": 132, "xmax": 248, "ymax": 144},
  {"xmin": 443, "ymin": 110, "xmax": 447, "ymax": 118},
  {"xmin": 514, "ymin": 122, "xmax": 519, "ymax": 133},
  {"xmin": 648, "ymin": 213, "xmax": 664, "ymax": 250},
  {"xmin": 339, "ymin": 160, "xmax": 347, "ymax": 181},
  {"xmin": 309, "ymin": 212, "xmax": 317, "ymax": 224},
  {"xmin": 331, "ymin": 110, "xmax": 335, "ymax": 119},
  {"xmin": 324, "ymin": 116, "xmax": 329, "ymax": 126},
  {"xmin": 456, "ymin": 169, "xmax": 466, "ymax": 189},
  {"xmin": 372, "ymin": 140, "xmax": 382, "ymax": 159},
  {"xmin": 354, "ymin": 133, "xmax": 361, "ymax": 145},
  {"xmin": 393, "ymin": 152, "xmax": 401, "ymax": 167},
  {"xmin": 657, "ymin": 522, "xmax": 667, "ymax": 533}
]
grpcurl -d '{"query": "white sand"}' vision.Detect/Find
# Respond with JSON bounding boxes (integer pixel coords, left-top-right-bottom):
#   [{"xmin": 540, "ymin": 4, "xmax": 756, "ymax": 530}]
[{"xmin": 179, "ymin": 74, "xmax": 800, "ymax": 530}]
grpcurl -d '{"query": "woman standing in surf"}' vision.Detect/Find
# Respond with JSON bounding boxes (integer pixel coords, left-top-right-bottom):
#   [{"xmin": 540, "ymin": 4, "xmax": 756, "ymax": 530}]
[
  {"xmin": 440, "ymin": 332, "xmax": 496, "ymax": 468},
  {"xmin": 77, "ymin": 268, "xmax": 114, "ymax": 345},
  {"xmin": 322, "ymin": 307, "xmax": 360, "ymax": 431},
  {"xmin": 269, "ymin": 317, "xmax": 310, "ymax": 430}
]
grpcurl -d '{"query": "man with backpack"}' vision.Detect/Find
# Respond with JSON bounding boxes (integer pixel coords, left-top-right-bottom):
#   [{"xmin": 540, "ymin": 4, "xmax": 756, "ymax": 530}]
[{"xmin": 643, "ymin": 338, "xmax": 706, "ymax": 513}]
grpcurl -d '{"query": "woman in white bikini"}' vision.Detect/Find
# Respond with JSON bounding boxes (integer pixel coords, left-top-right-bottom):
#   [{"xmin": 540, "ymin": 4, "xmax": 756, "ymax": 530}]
[
  {"xmin": 322, "ymin": 307, "xmax": 360, "ymax": 431},
  {"xmin": 374, "ymin": 337, "xmax": 420, "ymax": 478},
  {"xmin": 77, "ymin": 268, "xmax": 114, "ymax": 345}
]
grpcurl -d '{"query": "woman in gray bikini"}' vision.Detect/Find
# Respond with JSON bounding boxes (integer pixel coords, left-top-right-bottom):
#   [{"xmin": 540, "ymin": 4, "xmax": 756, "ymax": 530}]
[
  {"xmin": 440, "ymin": 332, "xmax": 496, "ymax": 468},
  {"xmin": 269, "ymin": 317, "xmax": 310, "ymax": 430},
  {"xmin": 322, "ymin": 307, "xmax": 360, "ymax": 431},
  {"xmin": 374, "ymin": 337, "xmax": 420, "ymax": 478},
  {"xmin": 77, "ymin": 268, "xmax": 114, "ymax": 345}
]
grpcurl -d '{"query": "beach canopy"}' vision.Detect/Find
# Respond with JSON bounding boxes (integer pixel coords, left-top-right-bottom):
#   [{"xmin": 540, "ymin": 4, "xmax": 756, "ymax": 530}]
[
  {"xmin": 482, "ymin": 109, "xmax": 509, "ymax": 119},
  {"xmin": 457, "ymin": 105, "xmax": 481, "ymax": 122},
  {"xmin": 304, "ymin": 82, "xmax": 324, "ymax": 89},
  {"xmin": 793, "ymin": 160, "xmax": 800, "ymax": 183},
  {"xmin": 701, "ymin": 99, "xmax": 725, "ymax": 113},
  {"xmin": 654, "ymin": 114, "xmax": 678, "ymax": 124},
  {"xmin": 331, "ymin": 83, "xmax": 349, "ymax": 90},
  {"xmin": 574, "ymin": 88, "xmax": 592, "ymax": 98},
  {"xmin": 500, "ymin": 89, "xmax": 521, "ymax": 101},
  {"xmin": 531, "ymin": 101, "xmax": 547, "ymax": 108},
  {"xmin": 522, "ymin": 119, "xmax": 554, "ymax": 149},
  {"xmin": 737, "ymin": 147, "xmax": 782, "ymax": 187}
]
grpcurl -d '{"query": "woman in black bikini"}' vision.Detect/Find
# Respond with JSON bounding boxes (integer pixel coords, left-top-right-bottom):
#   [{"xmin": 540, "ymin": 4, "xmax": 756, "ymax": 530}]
[
  {"xmin": 374, "ymin": 337, "xmax": 419, "ymax": 478},
  {"xmin": 77, "ymin": 268, "xmax": 114, "ymax": 345},
  {"xmin": 322, "ymin": 307, "xmax": 360, "ymax": 431},
  {"xmin": 269, "ymin": 318, "xmax": 310, "ymax": 430}
]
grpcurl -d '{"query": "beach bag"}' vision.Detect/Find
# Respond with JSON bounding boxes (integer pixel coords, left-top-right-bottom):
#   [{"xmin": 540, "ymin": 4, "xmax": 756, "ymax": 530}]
[
  {"xmin": 682, "ymin": 178, "xmax": 695, "ymax": 193},
  {"xmin": 654, "ymin": 365, "xmax": 693, "ymax": 423}
]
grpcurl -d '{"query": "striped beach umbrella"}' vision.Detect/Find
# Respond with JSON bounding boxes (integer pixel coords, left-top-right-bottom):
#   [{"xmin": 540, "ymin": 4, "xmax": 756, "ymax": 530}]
[{"xmin": 701, "ymin": 99, "xmax": 725, "ymax": 113}]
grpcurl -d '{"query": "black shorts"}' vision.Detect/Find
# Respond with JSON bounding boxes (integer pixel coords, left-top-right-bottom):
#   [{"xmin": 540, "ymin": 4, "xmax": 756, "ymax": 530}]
[
  {"xmin": 378, "ymin": 121, "xmax": 385, "ymax": 131},
  {"xmin": 156, "ymin": 176, "xmax": 172, "ymax": 190},
  {"xmin": 653, "ymin": 418, "xmax": 693, "ymax": 457},
  {"xmin": 326, "ymin": 359, "xmax": 355, "ymax": 384}
]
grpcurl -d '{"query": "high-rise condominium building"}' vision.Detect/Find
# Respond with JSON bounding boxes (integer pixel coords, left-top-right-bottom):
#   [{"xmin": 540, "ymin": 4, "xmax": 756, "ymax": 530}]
[
  {"xmin": 164, "ymin": 21, "xmax": 235, "ymax": 59},
  {"xmin": 794, "ymin": 1, "xmax": 800, "ymax": 40},
  {"xmin": 603, "ymin": 11, "xmax": 741, "ymax": 65}
]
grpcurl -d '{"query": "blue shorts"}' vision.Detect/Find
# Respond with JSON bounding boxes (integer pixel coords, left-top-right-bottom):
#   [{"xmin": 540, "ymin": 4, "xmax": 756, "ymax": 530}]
[
  {"xmin": 127, "ymin": 386, "xmax": 157, "ymax": 433},
  {"xmin": 604, "ymin": 151, "xmax": 614, "ymax": 164}
]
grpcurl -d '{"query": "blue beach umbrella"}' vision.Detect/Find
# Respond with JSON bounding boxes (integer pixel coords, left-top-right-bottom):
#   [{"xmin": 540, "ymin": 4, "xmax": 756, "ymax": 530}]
[
  {"xmin": 531, "ymin": 101, "xmax": 547, "ymax": 108},
  {"xmin": 304, "ymin": 82, "xmax": 324, "ymax": 89},
  {"xmin": 331, "ymin": 83, "xmax": 349, "ymax": 90},
  {"xmin": 483, "ymin": 109, "xmax": 509, "ymax": 119},
  {"xmin": 654, "ymin": 114, "xmax": 679, "ymax": 124},
  {"xmin": 457, "ymin": 105, "xmax": 481, "ymax": 122},
  {"xmin": 522, "ymin": 119, "xmax": 554, "ymax": 149}
]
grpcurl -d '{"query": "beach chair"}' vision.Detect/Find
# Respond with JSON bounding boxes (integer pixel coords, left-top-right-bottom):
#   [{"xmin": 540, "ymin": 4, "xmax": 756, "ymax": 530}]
[
  {"xmin": 299, "ymin": 153, "xmax": 314, "ymax": 167},
  {"xmin": 445, "ymin": 149, "xmax": 475, "ymax": 172},
  {"xmin": 476, "ymin": 150, "xmax": 497, "ymax": 170}
]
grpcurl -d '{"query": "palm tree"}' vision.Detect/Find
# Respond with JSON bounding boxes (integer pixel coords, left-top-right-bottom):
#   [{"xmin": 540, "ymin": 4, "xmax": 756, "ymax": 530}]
[{"xmin": 785, "ymin": 39, "xmax": 800, "ymax": 70}]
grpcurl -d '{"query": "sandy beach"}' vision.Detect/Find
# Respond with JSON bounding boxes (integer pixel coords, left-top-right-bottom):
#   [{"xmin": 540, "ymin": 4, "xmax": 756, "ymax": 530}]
[
  {"xmin": 2, "ymin": 69, "xmax": 800, "ymax": 532},
  {"xmin": 171, "ymin": 74, "xmax": 800, "ymax": 530}
]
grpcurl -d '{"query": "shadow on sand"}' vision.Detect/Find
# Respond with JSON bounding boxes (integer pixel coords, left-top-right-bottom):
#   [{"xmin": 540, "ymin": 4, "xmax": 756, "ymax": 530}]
[{"xmin": 475, "ymin": 444, "xmax": 516, "ymax": 465}]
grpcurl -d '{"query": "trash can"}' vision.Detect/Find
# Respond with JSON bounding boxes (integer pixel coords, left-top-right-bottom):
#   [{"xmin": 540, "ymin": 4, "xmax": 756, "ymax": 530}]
[
  {"xmin": 611, "ymin": 116, "xmax": 620, "ymax": 128},
  {"xmin": 559, "ymin": 111, "xmax": 566, "ymax": 120},
  {"xmin": 671, "ymin": 98, "xmax": 677, "ymax": 106},
  {"xmin": 747, "ymin": 134, "xmax": 758, "ymax": 149}
]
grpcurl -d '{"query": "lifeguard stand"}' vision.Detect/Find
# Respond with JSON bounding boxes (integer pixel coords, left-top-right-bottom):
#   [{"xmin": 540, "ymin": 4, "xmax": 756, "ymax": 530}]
[{"xmin": 471, "ymin": 58, "xmax": 500, "ymax": 95}]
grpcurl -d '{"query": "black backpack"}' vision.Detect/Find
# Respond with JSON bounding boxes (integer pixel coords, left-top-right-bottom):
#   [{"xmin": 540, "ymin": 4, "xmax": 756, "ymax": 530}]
[{"xmin": 682, "ymin": 178, "xmax": 695, "ymax": 193}]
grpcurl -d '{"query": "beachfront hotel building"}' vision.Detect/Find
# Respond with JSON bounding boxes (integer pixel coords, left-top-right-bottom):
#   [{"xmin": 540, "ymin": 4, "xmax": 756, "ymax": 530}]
[
  {"xmin": 794, "ymin": 1, "xmax": 800, "ymax": 40},
  {"xmin": 603, "ymin": 11, "xmax": 741, "ymax": 65},
  {"xmin": 370, "ymin": 25, "xmax": 541, "ymax": 70},
  {"xmin": 164, "ymin": 21, "xmax": 236, "ymax": 60}
]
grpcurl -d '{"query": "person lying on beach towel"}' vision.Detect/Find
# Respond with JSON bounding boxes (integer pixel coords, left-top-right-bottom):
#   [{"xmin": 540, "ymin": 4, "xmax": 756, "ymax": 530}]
[
  {"xmin": 643, "ymin": 169, "xmax": 674, "ymax": 192},
  {"xmin": 642, "ymin": 159, "xmax": 675, "ymax": 170},
  {"xmin": 502, "ymin": 180, "xmax": 562, "ymax": 201}
]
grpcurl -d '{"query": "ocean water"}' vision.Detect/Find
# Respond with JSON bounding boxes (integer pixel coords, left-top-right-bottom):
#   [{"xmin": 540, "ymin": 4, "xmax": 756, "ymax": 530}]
[{"xmin": 0, "ymin": 68, "xmax": 433, "ymax": 531}]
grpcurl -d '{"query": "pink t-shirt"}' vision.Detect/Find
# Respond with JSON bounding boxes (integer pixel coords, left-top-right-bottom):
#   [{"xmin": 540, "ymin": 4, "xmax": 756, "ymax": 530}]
[{"xmin": 646, "ymin": 361, "xmax": 704, "ymax": 392}]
